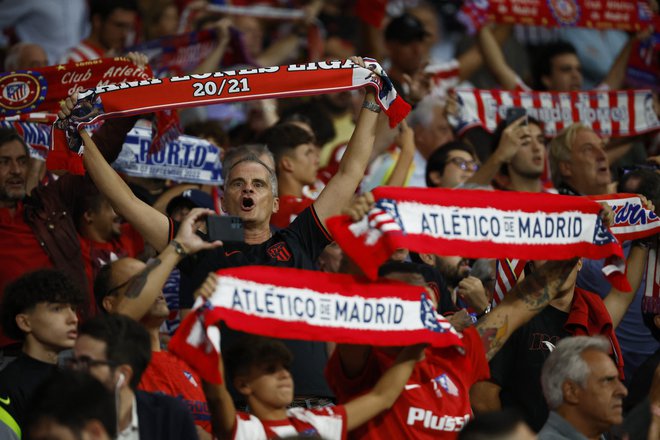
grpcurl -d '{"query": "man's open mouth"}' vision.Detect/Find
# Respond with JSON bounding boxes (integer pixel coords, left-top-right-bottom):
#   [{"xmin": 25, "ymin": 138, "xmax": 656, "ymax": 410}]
[{"xmin": 241, "ymin": 197, "xmax": 255, "ymax": 209}]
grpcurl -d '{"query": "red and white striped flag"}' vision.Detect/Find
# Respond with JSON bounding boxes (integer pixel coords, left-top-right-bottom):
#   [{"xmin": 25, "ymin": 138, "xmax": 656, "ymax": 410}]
[{"xmin": 452, "ymin": 88, "xmax": 660, "ymax": 138}]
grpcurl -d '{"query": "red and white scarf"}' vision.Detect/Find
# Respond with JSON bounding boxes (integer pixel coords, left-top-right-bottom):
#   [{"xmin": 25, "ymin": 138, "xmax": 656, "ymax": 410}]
[
  {"xmin": 168, "ymin": 266, "xmax": 462, "ymax": 384},
  {"xmin": 458, "ymin": 0, "xmax": 660, "ymax": 34},
  {"xmin": 592, "ymin": 194, "xmax": 660, "ymax": 312},
  {"xmin": 452, "ymin": 88, "xmax": 660, "ymax": 138},
  {"xmin": 494, "ymin": 194, "xmax": 660, "ymax": 303},
  {"xmin": 56, "ymin": 58, "xmax": 409, "ymax": 153},
  {"xmin": 326, "ymin": 187, "xmax": 627, "ymax": 288}
]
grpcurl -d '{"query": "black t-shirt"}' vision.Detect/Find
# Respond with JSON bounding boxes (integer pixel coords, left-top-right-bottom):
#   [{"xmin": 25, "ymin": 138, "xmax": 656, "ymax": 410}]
[
  {"xmin": 489, "ymin": 305, "xmax": 570, "ymax": 432},
  {"xmin": 174, "ymin": 206, "xmax": 334, "ymax": 397},
  {"xmin": 0, "ymin": 354, "xmax": 57, "ymax": 434}
]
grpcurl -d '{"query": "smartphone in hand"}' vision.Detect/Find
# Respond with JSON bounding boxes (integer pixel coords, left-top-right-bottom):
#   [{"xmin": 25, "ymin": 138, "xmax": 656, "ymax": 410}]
[
  {"xmin": 505, "ymin": 107, "xmax": 527, "ymax": 127},
  {"xmin": 206, "ymin": 215, "xmax": 244, "ymax": 243}
]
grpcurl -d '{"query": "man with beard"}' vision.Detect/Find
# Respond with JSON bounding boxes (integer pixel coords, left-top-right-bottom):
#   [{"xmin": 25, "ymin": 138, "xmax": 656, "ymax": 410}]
[
  {"xmin": 434, "ymin": 255, "xmax": 491, "ymax": 319},
  {"xmin": 0, "ymin": 118, "xmax": 136, "ymax": 348},
  {"xmin": 93, "ymin": 208, "xmax": 217, "ymax": 437}
]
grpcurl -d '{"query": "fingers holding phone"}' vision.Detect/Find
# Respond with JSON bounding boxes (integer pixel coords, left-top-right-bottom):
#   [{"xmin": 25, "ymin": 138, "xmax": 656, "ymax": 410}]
[{"xmin": 174, "ymin": 208, "xmax": 224, "ymax": 255}]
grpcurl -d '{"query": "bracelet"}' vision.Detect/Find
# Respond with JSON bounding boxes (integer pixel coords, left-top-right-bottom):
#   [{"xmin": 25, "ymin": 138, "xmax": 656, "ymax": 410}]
[
  {"xmin": 362, "ymin": 100, "xmax": 381, "ymax": 113},
  {"xmin": 476, "ymin": 304, "xmax": 492, "ymax": 319},
  {"xmin": 170, "ymin": 239, "xmax": 188, "ymax": 257}
]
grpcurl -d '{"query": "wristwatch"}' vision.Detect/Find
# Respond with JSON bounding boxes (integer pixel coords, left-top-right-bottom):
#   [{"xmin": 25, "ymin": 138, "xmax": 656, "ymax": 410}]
[
  {"xmin": 169, "ymin": 239, "xmax": 188, "ymax": 257},
  {"xmin": 362, "ymin": 100, "xmax": 381, "ymax": 113}
]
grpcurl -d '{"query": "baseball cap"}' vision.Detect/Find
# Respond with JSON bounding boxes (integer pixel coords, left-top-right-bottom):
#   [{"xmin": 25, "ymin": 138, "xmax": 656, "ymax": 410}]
[
  {"xmin": 384, "ymin": 12, "xmax": 430, "ymax": 43},
  {"xmin": 166, "ymin": 189, "xmax": 215, "ymax": 216}
]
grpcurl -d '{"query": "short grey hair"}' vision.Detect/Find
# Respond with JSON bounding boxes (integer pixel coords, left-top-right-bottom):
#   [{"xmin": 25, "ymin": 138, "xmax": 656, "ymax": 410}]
[
  {"xmin": 548, "ymin": 123, "xmax": 591, "ymax": 188},
  {"xmin": 223, "ymin": 147, "xmax": 278, "ymax": 197},
  {"xmin": 407, "ymin": 96, "xmax": 445, "ymax": 129},
  {"xmin": 540, "ymin": 335, "xmax": 611, "ymax": 410}
]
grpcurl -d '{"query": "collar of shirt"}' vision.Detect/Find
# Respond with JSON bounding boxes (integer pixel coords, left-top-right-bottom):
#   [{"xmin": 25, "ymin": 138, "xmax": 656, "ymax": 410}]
[{"xmin": 118, "ymin": 395, "xmax": 139, "ymax": 440}]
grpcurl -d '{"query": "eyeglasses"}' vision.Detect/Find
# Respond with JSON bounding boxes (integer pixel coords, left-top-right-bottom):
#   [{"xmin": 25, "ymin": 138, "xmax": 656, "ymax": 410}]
[
  {"xmin": 65, "ymin": 355, "xmax": 116, "ymax": 371},
  {"xmin": 446, "ymin": 157, "xmax": 479, "ymax": 172}
]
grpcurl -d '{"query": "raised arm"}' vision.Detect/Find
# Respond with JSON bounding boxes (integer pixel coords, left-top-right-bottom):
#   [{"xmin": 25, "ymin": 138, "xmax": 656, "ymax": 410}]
[
  {"xmin": 343, "ymin": 345, "xmax": 424, "ymax": 431},
  {"xmin": 476, "ymin": 258, "xmax": 579, "ymax": 360},
  {"xmin": 602, "ymin": 28, "xmax": 652, "ymax": 90},
  {"xmin": 477, "ymin": 24, "xmax": 519, "ymax": 91},
  {"xmin": 385, "ymin": 120, "xmax": 415, "ymax": 187},
  {"xmin": 58, "ymin": 96, "xmax": 171, "ymax": 251},
  {"xmin": 197, "ymin": 274, "xmax": 238, "ymax": 440},
  {"xmin": 112, "ymin": 208, "xmax": 222, "ymax": 320},
  {"xmin": 466, "ymin": 116, "xmax": 528, "ymax": 186},
  {"xmin": 313, "ymin": 59, "xmax": 379, "ymax": 228},
  {"xmin": 604, "ymin": 237, "xmax": 655, "ymax": 328}
]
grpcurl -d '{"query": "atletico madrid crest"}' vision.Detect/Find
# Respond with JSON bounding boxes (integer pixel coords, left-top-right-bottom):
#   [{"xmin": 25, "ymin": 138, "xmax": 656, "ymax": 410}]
[
  {"xmin": 548, "ymin": 0, "xmax": 581, "ymax": 26},
  {"xmin": 0, "ymin": 71, "xmax": 48, "ymax": 116}
]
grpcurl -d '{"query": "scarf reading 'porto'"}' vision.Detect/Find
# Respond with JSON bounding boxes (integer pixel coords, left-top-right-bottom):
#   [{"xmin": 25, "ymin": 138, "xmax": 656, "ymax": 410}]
[
  {"xmin": 453, "ymin": 88, "xmax": 660, "ymax": 138},
  {"xmin": 169, "ymin": 266, "xmax": 462, "ymax": 384},
  {"xmin": 326, "ymin": 187, "xmax": 627, "ymax": 289},
  {"xmin": 458, "ymin": 0, "xmax": 660, "ymax": 33},
  {"xmin": 58, "ymin": 58, "xmax": 409, "ymax": 153}
]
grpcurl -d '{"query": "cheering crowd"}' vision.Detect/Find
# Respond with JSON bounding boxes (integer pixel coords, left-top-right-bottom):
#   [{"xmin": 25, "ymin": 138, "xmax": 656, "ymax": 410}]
[{"xmin": 1, "ymin": 0, "xmax": 660, "ymax": 439}]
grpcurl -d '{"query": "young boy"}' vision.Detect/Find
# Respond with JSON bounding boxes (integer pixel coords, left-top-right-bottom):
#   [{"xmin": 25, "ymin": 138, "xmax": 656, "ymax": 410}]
[
  {"xmin": 202, "ymin": 334, "xmax": 422, "ymax": 440},
  {"xmin": 0, "ymin": 269, "xmax": 85, "ymax": 440}
]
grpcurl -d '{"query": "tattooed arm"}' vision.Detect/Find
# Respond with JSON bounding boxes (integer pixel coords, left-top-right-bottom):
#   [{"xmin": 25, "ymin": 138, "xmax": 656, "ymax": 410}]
[
  {"xmin": 112, "ymin": 208, "xmax": 222, "ymax": 320},
  {"xmin": 475, "ymin": 258, "xmax": 579, "ymax": 360}
]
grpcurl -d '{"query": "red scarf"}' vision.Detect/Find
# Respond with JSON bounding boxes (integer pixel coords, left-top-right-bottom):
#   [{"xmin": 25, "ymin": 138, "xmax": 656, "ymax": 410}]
[
  {"xmin": 56, "ymin": 58, "xmax": 409, "ymax": 154},
  {"xmin": 327, "ymin": 187, "xmax": 627, "ymax": 288},
  {"xmin": 458, "ymin": 0, "xmax": 660, "ymax": 33},
  {"xmin": 169, "ymin": 266, "xmax": 462, "ymax": 384}
]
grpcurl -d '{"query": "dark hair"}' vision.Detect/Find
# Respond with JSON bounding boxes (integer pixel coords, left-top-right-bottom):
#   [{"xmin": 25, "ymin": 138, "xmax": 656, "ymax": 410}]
[
  {"xmin": 280, "ymin": 102, "xmax": 336, "ymax": 147},
  {"xmin": 89, "ymin": 0, "xmax": 138, "ymax": 20},
  {"xmin": 425, "ymin": 141, "xmax": 477, "ymax": 187},
  {"xmin": 532, "ymin": 41, "xmax": 579, "ymax": 90},
  {"xmin": 0, "ymin": 127, "xmax": 29, "ymax": 156},
  {"xmin": 79, "ymin": 314, "xmax": 151, "ymax": 389},
  {"xmin": 458, "ymin": 408, "xmax": 527, "ymax": 440},
  {"xmin": 25, "ymin": 370, "xmax": 117, "ymax": 438},
  {"xmin": 93, "ymin": 263, "xmax": 114, "ymax": 313},
  {"xmin": 184, "ymin": 120, "xmax": 229, "ymax": 147},
  {"xmin": 224, "ymin": 335, "xmax": 292, "ymax": 384},
  {"xmin": 73, "ymin": 190, "xmax": 106, "ymax": 230},
  {"xmin": 1, "ymin": 270, "xmax": 86, "ymax": 341},
  {"xmin": 257, "ymin": 123, "xmax": 316, "ymax": 166},
  {"xmin": 490, "ymin": 117, "xmax": 543, "ymax": 176},
  {"xmin": 617, "ymin": 168, "xmax": 660, "ymax": 208}
]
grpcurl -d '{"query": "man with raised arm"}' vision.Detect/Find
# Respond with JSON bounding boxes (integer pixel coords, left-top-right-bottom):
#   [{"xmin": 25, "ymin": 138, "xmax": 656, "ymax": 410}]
[{"xmin": 58, "ymin": 56, "xmax": 382, "ymax": 405}]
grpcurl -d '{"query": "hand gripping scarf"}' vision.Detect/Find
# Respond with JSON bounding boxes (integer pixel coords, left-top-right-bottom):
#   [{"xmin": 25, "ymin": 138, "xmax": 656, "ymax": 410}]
[
  {"xmin": 590, "ymin": 194, "xmax": 660, "ymax": 312},
  {"xmin": 452, "ymin": 88, "xmax": 660, "ymax": 138},
  {"xmin": 493, "ymin": 194, "xmax": 660, "ymax": 304},
  {"xmin": 326, "ymin": 187, "xmax": 627, "ymax": 289},
  {"xmin": 55, "ymin": 58, "xmax": 410, "ymax": 154},
  {"xmin": 168, "ymin": 266, "xmax": 462, "ymax": 384}
]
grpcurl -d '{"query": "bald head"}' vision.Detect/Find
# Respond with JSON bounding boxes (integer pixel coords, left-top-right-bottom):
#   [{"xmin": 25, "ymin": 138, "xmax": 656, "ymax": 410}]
[{"xmin": 4, "ymin": 43, "xmax": 48, "ymax": 70}]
